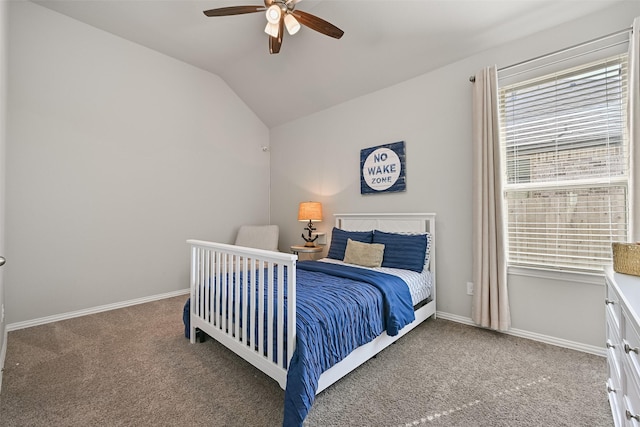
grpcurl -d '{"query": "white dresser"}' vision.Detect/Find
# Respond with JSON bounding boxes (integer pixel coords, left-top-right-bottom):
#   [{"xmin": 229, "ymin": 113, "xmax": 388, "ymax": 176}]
[{"xmin": 605, "ymin": 266, "xmax": 640, "ymax": 426}]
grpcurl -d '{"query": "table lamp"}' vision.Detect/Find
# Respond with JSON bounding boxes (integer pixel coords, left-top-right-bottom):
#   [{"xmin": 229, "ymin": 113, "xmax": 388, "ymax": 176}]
[{"xmin": 298, "ymin": 201, "xmax": 323, "ymax": 247}]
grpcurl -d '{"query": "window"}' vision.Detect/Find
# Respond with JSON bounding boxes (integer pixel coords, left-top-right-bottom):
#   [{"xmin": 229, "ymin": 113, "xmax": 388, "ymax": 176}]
[{"xmin": 499, "ymin": 55, "xmax": 629, "ymax": 272}]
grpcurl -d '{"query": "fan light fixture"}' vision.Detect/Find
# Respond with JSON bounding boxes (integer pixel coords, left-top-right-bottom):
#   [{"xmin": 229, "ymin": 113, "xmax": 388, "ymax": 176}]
[
  {"xmin": 264, "ymin": 22, "xmax": 279, "ymax": 38},
  {"xmin": 264, "ymin": 5, "xmax": 281, "ymax": 37},
  {"xmin": 284, "ymin": 14, "xmax": 300, "ymax": 35},
  {"xmin": 266, "ymin": 4, "xmax": 281, "ymax": 23},
  {"xmin": 203, "ymin": 0, "xmax": 344, "ymax": 55}
]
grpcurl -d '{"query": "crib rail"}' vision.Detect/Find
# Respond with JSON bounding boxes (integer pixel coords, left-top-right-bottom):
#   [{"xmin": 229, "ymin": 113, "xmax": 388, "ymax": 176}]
[{"xmin": 187, "ymin": 239, "xmax": 297, "ymax": 389}]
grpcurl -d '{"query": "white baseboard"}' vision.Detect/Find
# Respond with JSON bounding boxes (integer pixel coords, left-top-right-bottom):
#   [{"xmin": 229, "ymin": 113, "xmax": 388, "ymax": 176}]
[
  {"xmin": 6, "ymin": 289, "xmax": 190, "ymax": 332},
  {"xmin": 436, "ymin": 310, "xmax": 606, "ymax": 357}
]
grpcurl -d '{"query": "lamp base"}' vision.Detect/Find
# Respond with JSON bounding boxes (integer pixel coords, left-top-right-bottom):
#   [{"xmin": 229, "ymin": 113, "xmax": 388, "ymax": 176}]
[{"xmin": 301, "ymin": 220, "xmax": 319, "ymax": 247}]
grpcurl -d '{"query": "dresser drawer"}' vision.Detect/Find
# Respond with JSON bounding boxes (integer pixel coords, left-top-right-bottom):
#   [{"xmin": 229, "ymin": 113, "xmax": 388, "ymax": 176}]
[
  {"xmin": 608, "ymin": 378, "xmax": 623, "ymax": 427},
  {"xmin": 609, "ymin": 357, "xmax": 623, "ymax": 407},
  {"xmin": 608, "ymin": 316, "xmax": 623, "ymax": 387},
  {"xmin": 610, "ymin": 349, "xmax": 624, "ymax": 388},
  {"xmin": 607, "ymin": 275, "xmax": 623, "ymax": 331},
  {"xmin": 623, "ymin": 305, "xmax": 640, "ymax": 378},
  {"xmin": 623, "ymin": 376, "xmax": 640, "ymax": 426}
]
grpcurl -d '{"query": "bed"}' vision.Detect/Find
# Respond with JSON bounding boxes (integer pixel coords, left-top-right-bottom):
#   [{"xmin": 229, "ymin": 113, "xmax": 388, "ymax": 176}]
[{"xmin": 187, "ymin": 213, "xmax": 436, "ymax": 426}]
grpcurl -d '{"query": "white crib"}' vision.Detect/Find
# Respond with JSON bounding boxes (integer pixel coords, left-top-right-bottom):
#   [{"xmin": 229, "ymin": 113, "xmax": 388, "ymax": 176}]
[
  {"xmin": 188, "ymin": 212, "xmax": 436, "ymax": 394},
  {"xmin": 188, "ymin": 240, "xmax": 296, "ymax": 389}
]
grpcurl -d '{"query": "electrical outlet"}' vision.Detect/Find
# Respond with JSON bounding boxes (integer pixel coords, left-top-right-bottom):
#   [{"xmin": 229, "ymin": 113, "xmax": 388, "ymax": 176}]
[{"xmin": 466, "ymin": 282, "xmax": 474, "ymax": 295}]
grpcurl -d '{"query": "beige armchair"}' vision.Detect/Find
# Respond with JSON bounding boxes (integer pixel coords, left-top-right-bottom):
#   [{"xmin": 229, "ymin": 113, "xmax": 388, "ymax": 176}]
[{"xmin": 234, "ymin": 225, "xmax": 279, "ymax": 252}]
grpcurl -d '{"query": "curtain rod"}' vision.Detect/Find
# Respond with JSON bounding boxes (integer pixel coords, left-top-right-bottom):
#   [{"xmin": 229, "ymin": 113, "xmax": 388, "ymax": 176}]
[{"xmin": 468, "ymin": 26, "xmax": 632, "ymax": 82}]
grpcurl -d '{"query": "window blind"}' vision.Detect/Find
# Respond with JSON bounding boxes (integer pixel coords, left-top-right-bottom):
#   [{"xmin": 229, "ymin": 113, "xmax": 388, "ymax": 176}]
[{"xmin": 499, "ymin": 55, "xmax": 629, "ymax": 272}]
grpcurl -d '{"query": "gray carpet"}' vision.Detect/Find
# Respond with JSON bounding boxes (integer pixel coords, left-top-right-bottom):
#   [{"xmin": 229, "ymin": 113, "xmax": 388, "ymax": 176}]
[{"xmin": 0, "ymin": 296, "xmax": 611, "ymax": 426}]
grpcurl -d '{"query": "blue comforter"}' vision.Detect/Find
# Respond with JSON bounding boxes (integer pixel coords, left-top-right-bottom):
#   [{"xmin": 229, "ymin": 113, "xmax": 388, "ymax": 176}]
[
  {"xmin": 183, "ymin": 260, "xmax": 415, "ymax": 426},
  {"xmin": 283, "ymin": 261, "xmax": 415, "ymax": 427}
]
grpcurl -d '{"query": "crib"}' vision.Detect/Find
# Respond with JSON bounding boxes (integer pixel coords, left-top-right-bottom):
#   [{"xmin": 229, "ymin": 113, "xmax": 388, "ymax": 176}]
[{"xmin": 188, "ymin": 213, "xmax": 436, "ymax": 423}]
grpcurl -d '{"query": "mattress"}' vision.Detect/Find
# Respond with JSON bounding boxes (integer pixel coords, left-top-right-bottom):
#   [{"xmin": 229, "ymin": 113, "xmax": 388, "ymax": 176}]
[{"xmin": 318, "ymin": 257, "xmax": 433, "ymax": 306}]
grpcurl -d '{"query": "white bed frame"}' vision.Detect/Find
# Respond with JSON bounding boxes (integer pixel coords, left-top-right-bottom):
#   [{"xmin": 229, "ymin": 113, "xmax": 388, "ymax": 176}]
[{"xmin": 188, "ymin": 213, "xmax": 436, "ymax": 394}]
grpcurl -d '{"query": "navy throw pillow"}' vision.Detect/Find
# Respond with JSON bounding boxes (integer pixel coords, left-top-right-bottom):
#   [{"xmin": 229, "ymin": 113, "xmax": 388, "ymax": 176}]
[
  {"xmin": 372, "ymin": 230, "xmax": 428, "ymax": 272},
  {"xmin": 327, "ymin": 227, "xmax": 374, "ymax": 260}
]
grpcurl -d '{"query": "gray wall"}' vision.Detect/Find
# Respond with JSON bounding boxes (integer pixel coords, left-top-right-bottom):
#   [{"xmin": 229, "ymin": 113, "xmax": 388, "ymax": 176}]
[
  {"xmin": 0, "ymin": 0, "xmax": 8, "ymax": 376},
  {"xmin": 5, "ymin": 1, "xmax": 270, "ymax": 324},
  {"xmin": 269, "ymin": 2, "xmax": 640, "ymax": 350}
]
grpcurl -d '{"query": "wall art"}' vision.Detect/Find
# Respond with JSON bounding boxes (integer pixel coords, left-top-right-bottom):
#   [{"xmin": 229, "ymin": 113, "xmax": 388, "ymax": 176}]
[{"xmin": 360, "ymin": 141, "xmax": 406, "ymax": 195}]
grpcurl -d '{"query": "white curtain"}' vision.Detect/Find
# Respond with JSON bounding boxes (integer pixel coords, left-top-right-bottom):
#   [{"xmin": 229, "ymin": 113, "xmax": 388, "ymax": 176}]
[
  {"xmin": 631, "ymin": 18, "xmax": 640, "ymax": 241},
  {"xmin": 471, "ymin": 66, "xmax": 510, "ymax": 332}
]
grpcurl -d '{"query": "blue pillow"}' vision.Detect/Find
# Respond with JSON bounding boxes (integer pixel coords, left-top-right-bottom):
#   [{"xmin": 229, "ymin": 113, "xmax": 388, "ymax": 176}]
[
  {"xmin": 327, "ymin": 227, "xmax": 374, "ymax": 260},
  {"xmin": 372, "ymin": 230, "xmax": 428, "ymax": 272}
]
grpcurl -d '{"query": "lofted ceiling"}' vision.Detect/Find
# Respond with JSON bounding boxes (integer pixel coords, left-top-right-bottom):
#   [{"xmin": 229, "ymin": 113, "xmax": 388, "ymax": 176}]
[{"xmin": 32, "ymin": 0, "xmax": 623, "ymax": 128}]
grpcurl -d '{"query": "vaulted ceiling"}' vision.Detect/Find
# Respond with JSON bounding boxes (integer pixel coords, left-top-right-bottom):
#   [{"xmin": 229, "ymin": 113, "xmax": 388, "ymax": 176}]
[{"xmin": 33, "ymin": 0, "xmax": 624, "ymax": 128}]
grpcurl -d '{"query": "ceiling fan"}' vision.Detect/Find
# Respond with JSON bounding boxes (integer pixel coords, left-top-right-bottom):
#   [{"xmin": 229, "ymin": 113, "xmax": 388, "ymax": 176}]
[{"xmin": 203, "ymin": 0, "xmax": 344, "ymax": 54}]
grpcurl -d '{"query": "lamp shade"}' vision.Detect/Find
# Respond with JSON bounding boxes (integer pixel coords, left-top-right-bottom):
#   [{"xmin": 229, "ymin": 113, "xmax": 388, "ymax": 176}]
[{"xmin": 298, "ymin": 202, "xmax": 323, "ymax": 222}]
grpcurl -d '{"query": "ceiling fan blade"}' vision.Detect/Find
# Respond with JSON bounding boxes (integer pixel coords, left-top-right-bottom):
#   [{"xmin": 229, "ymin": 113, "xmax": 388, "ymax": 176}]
[
  {"xmin": 264, "ymin": 0, "xmax": 275, "ymax": 6},
  {"xmin": 269, "ymin": 17, "xmax": 284, "ymax": 54},
  {"xmin": 203, "ymin": 6, "xmax": 265, "ymax": 17},
  {"xmin": 290, "ymin": 10, "xmax": 343, "ymax": 39},
  {"xmin": 269, "ymin": 35, "xmax": 281, "ymax": 54}
]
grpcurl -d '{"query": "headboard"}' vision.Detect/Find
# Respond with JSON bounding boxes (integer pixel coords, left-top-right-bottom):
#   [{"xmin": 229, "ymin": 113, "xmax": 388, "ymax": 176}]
[{"xmin": 334, "ymin": 212, "xmax": 436, "ymax": 282}]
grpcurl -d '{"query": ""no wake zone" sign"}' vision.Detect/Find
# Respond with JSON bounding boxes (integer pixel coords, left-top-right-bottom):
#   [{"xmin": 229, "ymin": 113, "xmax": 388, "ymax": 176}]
[{"xmin": 360, "ymin": 141, "xmax": 406, "ymax": 195}]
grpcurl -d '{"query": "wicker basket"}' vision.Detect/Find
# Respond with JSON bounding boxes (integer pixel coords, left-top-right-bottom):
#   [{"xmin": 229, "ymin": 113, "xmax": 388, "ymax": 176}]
[{"xmin": 612, "ymin": 242, "xmax": 640, "ymax": 276}]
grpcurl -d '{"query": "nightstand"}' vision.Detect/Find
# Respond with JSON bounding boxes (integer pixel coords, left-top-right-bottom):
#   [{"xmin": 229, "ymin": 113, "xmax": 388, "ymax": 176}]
[{"xmin": 290, "ymin": 245, "xmax": 323, "ymax": 260}]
